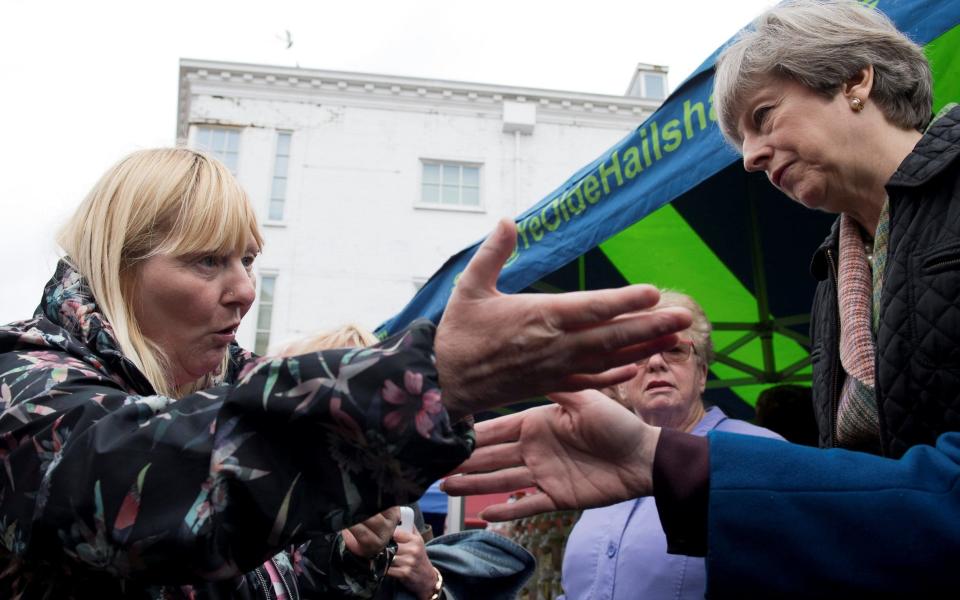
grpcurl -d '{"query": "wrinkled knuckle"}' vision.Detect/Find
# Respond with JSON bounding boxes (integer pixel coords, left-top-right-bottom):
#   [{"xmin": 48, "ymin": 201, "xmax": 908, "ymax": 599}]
[
  {"xmin": 599, "ymin": 327, "xmax": 628, "ymax": 354},
  {"xmin": 652, "ymin": 311, "xmax": 681, "ymax": 335},
  {"xmin": 584, "ymin": 298, "xmax": 610, "ymax": 323},
  {"xmin": 535, "ymin": 305, "xmax": 562, "ymax": 334}
]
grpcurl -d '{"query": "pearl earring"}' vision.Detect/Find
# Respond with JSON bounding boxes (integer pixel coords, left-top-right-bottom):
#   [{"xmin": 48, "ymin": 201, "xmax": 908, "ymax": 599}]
[{"xmin": 850, "ymin": 97, "xmax": 864, "ymax": 112}]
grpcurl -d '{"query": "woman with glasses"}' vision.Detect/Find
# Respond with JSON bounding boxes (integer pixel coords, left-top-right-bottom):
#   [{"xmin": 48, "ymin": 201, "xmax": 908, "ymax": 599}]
[{"xmin": 557, "ymin": 291, "xmax": 781, "ymax": 600}]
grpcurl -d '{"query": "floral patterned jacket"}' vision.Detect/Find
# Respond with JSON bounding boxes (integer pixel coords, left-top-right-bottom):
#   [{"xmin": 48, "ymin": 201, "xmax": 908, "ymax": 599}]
[{"xmin": 0, "ymin": 261, "xmax": 474, "ymax": 599}]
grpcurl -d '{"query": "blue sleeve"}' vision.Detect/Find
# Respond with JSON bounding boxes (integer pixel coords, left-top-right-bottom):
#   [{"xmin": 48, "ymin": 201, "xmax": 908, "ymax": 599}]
[
  {"xmin": 706, "ymin": 431, "xmax": 960, "ymax": 597},
  {"xmin": 712, "ymin": 417, "xmax": 784, "ymax": 441}
]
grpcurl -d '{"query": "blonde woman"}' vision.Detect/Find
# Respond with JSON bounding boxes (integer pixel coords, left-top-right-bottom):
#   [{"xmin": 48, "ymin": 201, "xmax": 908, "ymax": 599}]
[
  {"xmin": 278, "ymin": 324, "xmax": 380, "ymax": 357},
  {"xmin": 0, "ymin": 147, "xmax": 689, "ymax": 598}
]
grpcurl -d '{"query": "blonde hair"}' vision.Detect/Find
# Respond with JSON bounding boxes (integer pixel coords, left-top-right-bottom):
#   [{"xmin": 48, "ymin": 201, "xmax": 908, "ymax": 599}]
[
  {"xmin": 58, "ymin": 148, "xmax": 263, "ymax": 398},
  {"xmin": 277, "ymin": 324, "xmax": 378, "ymax": 356}
]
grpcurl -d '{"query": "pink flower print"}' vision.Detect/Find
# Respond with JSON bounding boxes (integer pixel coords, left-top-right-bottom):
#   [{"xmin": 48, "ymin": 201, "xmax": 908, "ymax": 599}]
[
  {"xmin": 21, "ymin": 351, "xmax": 97, "ymax": 375},
  {"xmin": 290, "ymin": 544, "xmax": 306, "ymax": 576},
  {"xmin": 4, "ymin": 351, "xmax": 102, "ymax": 388},
  {"xmin": 237, "ymin": 356, "xmax": 273, "ymax": 383},
  {"xmin": 382, "ymin": 371, "xmax": 443, "ymax": 438},
  {"xmin": 415, "ymin": 388, "xmax": 443, "ymax": 438},
  {"xmin": 60, "ymin": 298, "xmax": 92, "ymax": 333}
]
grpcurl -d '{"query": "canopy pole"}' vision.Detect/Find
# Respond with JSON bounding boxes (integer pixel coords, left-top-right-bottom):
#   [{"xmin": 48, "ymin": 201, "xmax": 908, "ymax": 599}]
[
  {"xmin": 747, "ymin": 181, "xmax": 776, "ymax": 379},
  {"xmin": 578, "ymin": 254, "xmax": 586, "ymax": 291}
]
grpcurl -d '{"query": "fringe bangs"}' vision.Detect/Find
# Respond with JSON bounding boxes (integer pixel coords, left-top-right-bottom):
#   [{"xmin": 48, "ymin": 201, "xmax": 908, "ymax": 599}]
[{"xmin": 158, "ymin": 154, "xmax": 263, "ymax": 259}]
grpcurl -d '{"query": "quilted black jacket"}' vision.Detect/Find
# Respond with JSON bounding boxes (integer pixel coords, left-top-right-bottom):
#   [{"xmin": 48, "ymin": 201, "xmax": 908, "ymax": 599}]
[{"xmin": 810, "ymin": 105, "xmax": 960, "ymax": 458}]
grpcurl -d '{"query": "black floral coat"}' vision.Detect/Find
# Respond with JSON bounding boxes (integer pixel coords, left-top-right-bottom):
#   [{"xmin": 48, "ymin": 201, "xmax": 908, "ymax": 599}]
[{"xmin": 0, "ymin": 261, "xmax": 474, "ymax": 598}]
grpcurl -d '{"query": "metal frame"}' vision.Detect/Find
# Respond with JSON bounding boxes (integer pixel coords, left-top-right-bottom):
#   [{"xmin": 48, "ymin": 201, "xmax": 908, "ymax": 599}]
[
  {"xmin": 530, "ymin": 192, "xmax": 814, "ymax": 391},
  {"xmin": 707, "ymin": 190, "xmax": 812, "ymax": 388}
]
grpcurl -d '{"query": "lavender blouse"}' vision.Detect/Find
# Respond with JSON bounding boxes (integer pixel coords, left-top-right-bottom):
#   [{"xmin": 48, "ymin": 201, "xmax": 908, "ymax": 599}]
[{"xmin": 559, "ymin": 407, "xmax": 783, "ymax": 600}]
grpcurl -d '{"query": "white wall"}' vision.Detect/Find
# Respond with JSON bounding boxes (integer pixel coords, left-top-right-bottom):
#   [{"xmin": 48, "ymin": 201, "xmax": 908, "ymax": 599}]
[{"xmin": 181, "ymin": 64, "xmax": 656, "ymax": 352}]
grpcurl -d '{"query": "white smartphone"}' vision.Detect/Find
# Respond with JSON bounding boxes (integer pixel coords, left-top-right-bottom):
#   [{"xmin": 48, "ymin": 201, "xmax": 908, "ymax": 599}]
[{"xmin": 396, "ymin": 506, "xmax": 416, "ymax": 534}]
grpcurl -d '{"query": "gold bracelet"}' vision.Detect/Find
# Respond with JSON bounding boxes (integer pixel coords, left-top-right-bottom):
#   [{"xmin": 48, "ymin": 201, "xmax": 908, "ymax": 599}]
[{"xmin": 428, "ymin": 567, "xmax": 443, "ymax": 600}]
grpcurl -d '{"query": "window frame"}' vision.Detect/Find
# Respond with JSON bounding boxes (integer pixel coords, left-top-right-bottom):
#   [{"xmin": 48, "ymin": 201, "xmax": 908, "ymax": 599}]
[
  {"xmin": 254, "ymin": 272, "xmax": 278, "ymax": 355},
  {"xmin": 192, "ymin": 125, "xmax": 242, "ymax": 175},
  {"xmin": 642, "ymin": 72, "xmax": 667, "ymax": 100},
  {"xmin": 415, "ymin": 159, "xmax": 485, "ymax": 213},
  {"xmin": 266, "ymin": 130, "xmax": 293, "ymax": 224}
]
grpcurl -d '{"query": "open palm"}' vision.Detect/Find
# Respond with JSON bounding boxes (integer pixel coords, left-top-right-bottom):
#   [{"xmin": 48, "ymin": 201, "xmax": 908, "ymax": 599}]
[{"xmin": 444, "ymin": 389, "xmax": 660, "ymax": 521}]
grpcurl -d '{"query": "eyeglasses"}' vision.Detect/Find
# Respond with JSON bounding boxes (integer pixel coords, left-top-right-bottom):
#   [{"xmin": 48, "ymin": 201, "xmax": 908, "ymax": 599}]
[{"xmin": 637, "ymin": 341, "xmax": 696, "ymax": 366}]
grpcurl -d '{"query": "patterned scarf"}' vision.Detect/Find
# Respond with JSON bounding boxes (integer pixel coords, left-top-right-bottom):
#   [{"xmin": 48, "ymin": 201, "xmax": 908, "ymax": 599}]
[
  {"xmin": 872, "ymin": 201, "xmax": 890, "ymax": 332},
  {"xmin": 834, "ymin": 106, "xmax": 952, "ymax": 447},
  {"xmin": 835, "ymin": 213, "xmax": 881, "ymax": 447}
]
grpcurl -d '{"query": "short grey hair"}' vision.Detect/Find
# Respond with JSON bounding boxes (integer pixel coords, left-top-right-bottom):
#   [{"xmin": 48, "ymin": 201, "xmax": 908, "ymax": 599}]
[
  {"xmin": 655, "ymin": 290, "xmax": 713, "ymax": 364},
  {"xmin": 714, "ymin": 0, "xmax": 932, "ymax": 148}
]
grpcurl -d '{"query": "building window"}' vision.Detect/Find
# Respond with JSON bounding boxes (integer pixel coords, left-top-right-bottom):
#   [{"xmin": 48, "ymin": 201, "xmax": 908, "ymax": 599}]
[
  {"xmin": 255, "ymin": 274, "xmax": 276, "ymax": 355},
  {"xmin": 420, "ymin": 161, "xmax": 480, "ymax": 208},
  {"xmin": 626, "ymin": 65, "xmax": 669, "ymax": 100},
  {"xmin": 194, "ymin": 126, "xmax": 241, "ymax": 174},
  {"xmin": 643, "ymin": 73, "xmax": 667, "ymax": 100},
  {"xmin": 269, "ymin": 132, "xmax": 292, "ymax": 221}
]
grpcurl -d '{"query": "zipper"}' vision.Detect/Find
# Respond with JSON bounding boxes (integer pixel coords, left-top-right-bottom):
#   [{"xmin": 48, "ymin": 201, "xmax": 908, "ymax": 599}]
[
  {"xmin": 825, "ymin": 248, "xmax": 841, "ymax": 448},
  {"xmin": 924, "ymin": 257, "xmax": 960, "ymax": 274},
  {"xmin": 285, "ymin": 566, "xmax": 299, "ymax": 600},
  {"xmin": 254, "ymin": 565, "xmax": 273, "ymax": 600},
  {"xmin": 271, "ymin": 555, "xmax": 297, "ymax": 600},
  {"xmin": 920, "ymin": 240, "xmax": 960, "ymax": 265}
]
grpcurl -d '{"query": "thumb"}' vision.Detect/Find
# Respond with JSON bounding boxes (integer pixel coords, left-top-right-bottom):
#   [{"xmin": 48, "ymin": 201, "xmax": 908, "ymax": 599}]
[
  {"xmin": 341, "ymin": 528, "xmax": 360, "ymax": 554},
  {"xmin": 392, "ymin": 528, "xmax": 415, "ymax": 543},
  {"xmin": 456, "ymin": 219, "xmax": 517, "ymax": 296}
]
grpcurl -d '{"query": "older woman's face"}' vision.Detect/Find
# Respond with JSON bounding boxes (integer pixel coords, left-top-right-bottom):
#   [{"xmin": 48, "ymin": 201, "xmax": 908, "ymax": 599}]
[
  {"xmin": 134, "ymin": 238, "xmax": 259, "ymax": 387},
  {"xmin": 738, "ymin": 78, "xmax": 861, "ymax": 213},
  {"xmin": 621, "ymin": 334, "xmax": 707, "ymax": 420}
]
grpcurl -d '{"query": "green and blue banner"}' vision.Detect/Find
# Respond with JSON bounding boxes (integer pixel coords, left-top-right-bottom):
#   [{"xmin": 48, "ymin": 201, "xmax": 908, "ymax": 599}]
[{"xmin": 381, "ymin": 0, "xmax": 960, "ymax": 412}]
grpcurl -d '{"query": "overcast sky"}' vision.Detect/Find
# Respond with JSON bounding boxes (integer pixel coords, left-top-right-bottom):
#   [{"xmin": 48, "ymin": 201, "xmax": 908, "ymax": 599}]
[{"xmin": 0, "ymin": 0, "xmax": 774, "ymax": 324}]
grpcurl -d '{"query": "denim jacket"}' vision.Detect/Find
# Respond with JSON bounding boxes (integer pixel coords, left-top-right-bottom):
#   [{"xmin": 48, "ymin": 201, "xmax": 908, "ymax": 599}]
[{"xmin": 392, "ymin": 530, "xmax": 535, "ymax": 600}]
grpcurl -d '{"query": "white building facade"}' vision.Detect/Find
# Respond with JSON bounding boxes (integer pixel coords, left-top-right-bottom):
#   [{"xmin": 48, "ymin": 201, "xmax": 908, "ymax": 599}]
[{"xmin": 176, "ymin": 59, "xmax": 666, "ymax": 353}]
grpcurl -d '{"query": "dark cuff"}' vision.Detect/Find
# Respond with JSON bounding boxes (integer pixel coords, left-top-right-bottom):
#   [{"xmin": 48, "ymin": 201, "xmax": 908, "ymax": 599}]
[{"xmin": 653, "ymin": 428, "xmax": 710, "ymax": 557}]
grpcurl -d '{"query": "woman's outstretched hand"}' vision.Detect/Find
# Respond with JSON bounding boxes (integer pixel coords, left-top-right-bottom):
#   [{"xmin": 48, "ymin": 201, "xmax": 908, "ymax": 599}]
[
  {"xmin": 436, "ymin": 219, "xmax": 692, "ymax": 420},
  {"xmin": 442, "ymin": 389, "xmax": 660, "ymax": 521}
]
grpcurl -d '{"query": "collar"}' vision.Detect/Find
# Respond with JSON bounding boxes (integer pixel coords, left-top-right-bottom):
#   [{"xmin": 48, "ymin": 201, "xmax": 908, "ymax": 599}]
[
  {"xmin": 39, "ymin": 259, "xmax": 153, "ymax": 393},
  {"xmin": 41, "ymin": 260, "xmax": 117, "ymax": 351},
  {"xmin": 886, "ymin": 104, "xmax": 960, "ymax": 189},
  {"xmin": 810, "ymin": 217, "xmax": 841, "ymax": 282},
  {"xmin": 690, "ymin": 405, "xmax": 729, "ymax": 436}
]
